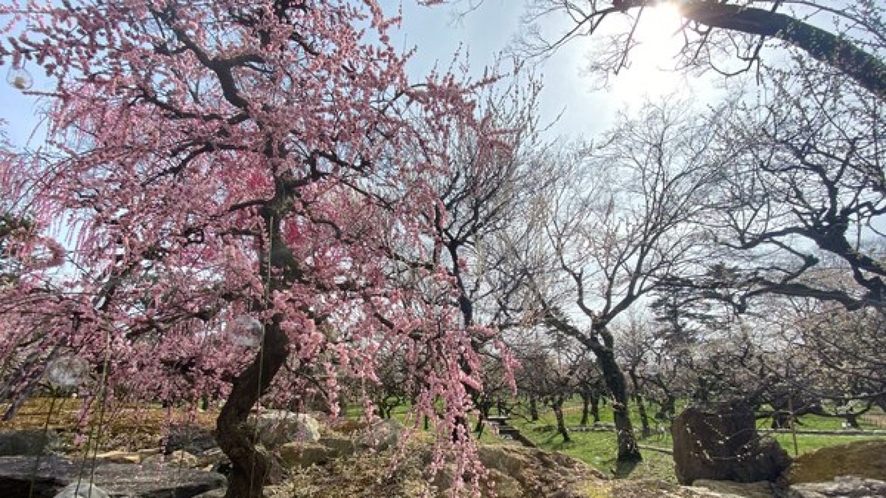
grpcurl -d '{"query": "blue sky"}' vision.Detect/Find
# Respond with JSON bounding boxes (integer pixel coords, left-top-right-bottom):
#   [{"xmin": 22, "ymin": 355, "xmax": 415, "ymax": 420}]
[
  {"xmin": 387, "ymin": 1, "xmax": 711, "ymax": 138},
  {"xmin": 1, "ymin": 63, "xmax": 46, "ymax": 147},
  {"xmin": 389, "ymin": 0, "xmax": 640, "ymax": 137}
]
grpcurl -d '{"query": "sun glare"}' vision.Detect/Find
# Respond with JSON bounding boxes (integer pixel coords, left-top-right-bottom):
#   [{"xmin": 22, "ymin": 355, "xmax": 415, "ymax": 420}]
[
  {"xmin": 610, "ymin": 1, "xmax": 686, "ymax": 100},
  {"xmin": 636, "ymin": 1, "xmax": 683, "ymax": 48}
]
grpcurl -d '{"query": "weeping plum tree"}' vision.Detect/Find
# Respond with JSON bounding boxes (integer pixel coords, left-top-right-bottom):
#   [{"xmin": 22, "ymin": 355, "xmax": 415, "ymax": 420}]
[
  {"xmin": 0, "ymin": 130, "xmax": 78, "ymax": 413},
  {"xmin": 421, "ymin": 76, "xmax": 554, "ymax": 430},
  {"xmin": 0, "ymin": 1, "xmax": 513, "ymax": 496}
]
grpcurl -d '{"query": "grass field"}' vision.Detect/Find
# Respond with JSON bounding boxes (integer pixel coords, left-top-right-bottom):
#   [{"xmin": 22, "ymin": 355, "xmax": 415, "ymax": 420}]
[
  {"xmin": 3, "ymin": 395, "xmax": 885, "ymax": 485},
  {"xmin": 496, "ymin": 400, "xmax": 886, "ymax": 483}
]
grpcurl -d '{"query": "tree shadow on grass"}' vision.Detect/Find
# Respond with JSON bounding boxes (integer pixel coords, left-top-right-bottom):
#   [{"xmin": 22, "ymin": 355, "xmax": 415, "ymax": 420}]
[{"xmin": 613, "ymin": 458, "xmax": 640, "ymax": 479}]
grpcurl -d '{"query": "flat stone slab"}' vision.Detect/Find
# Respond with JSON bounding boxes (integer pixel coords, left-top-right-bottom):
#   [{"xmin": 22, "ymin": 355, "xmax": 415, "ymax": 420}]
[
  {"xmin": 789, "ymin": 476, "xmax": 886, "ymax": 498},
  {"xmin": 0, "ymin": 455, "xmax": 226, "ymax": 498},
  {"xmin": 0, "ymin": 430, "xmax": 61, "ymax": 457}
]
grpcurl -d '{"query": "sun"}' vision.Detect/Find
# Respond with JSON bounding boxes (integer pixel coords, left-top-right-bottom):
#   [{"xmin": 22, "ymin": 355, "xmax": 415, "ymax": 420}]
[
  {"xmin": 635, "ymin": 1, "xmax": 684, "ymax": 50},
  {"xmin": 609, "ymin": 1, "xmax": 687, "ymax": 100}
]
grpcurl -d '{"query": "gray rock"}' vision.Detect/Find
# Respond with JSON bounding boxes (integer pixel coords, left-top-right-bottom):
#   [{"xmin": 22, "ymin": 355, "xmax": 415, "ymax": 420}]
[
  {"xmin": 279, "ymin": 442, "xmax": 334, "ymax": 468},
  {"xmin": 190, "ymin": 489, "xmax": 226, "ymax": 498},
  {"xmin": 246, "ymin": 410, "xmax": 320, "ymax": 449},
  {"xmin": 163, "ymin": 424, "xmax": 217, "ymax": 455},
  {"xmin": 278, "ymin": 436, "xmax": 356, "ymax": 469},
  {"xmin": 672, "ymin": 401, "xmax": 791, "ymax": 485},
  {"xmin": 0, "ymin": 455, "xmax": 226, "ymax": 498},
  {"xmin": 0, "ymin": 429, "xmax": 60, "ymax": 456},
  {"xmin": 476, "ymin": 444, "xmax": 601, "ymax": 497},
  {"xmin": 692, "ymin": 479, "xmax": 777, "ymax": 498},
  {"xmin": 53, "ymin": 483, "xmax": 110, "ymax": 498},
  {"xmin": 141, "ymin": 450, "xmax": 199, "ymax": 469},
  {"xmin": 607, "ymin": 479, "xmax": 778, "ymax": 498},
  {"xmin": 193, "ymin": 448, "xmax": 229, "ymax": 473},
  {"xmin": 788, "ymin": 476, "xmax": 886, "ymax": 498},
  {"xmin": 318, "ymin": 436, "xmax": 355, "ymax": 458},
  {"xmin": 355, "ymin": 418, "xmax": 402, "ymax": 452}
]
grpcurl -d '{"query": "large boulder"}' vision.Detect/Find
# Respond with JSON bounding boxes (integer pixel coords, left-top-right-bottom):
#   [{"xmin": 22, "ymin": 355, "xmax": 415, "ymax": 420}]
[
  {"xmin": 672, "ymin": 401, "xmax": 791, "ymax": 485},
  {"xmin": 246, "ymin": 410, "xmax": 320, "ymax": 449},
  {"xmin": 0, "ymin": 430, "xmax": 60, "ymax": 457},
  {"xmin": 355, "ymin": 418, "xmax": 403, "ymax": 452},
  {"xmin": 476, "ymin": 445, "xmax": 603, "ymax": 498},
  {"xmin": 788, "ymin": 476, "xmax": 886, "ymax": 498},
  {"xmin": 0, "ymin": 455, "xmax": 226, "ymax": 498},
  {"xmin": 163, "ymin": 424, "xmax": 218, "ymax": 455},
  {"xmin": 786, "ymin": 439, "xmax": 886, "ymax": 484}
]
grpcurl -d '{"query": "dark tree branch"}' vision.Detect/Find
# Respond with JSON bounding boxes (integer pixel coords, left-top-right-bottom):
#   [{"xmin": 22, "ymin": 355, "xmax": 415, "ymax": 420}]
[{"xmin": 678, "ymin": 2, "xmax": 886, "ymax": 101}]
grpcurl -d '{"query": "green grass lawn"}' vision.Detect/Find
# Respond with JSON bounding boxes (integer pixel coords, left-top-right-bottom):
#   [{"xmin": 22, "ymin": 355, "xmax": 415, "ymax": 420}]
[
  {"xmin": 772, "ymin": 433, "xmax": 886, "ymax": 456},
  {"xmin": 344, "ymin": 397, "xmax": 886, "ymax": 484},
  {"xmin": 497, "ymin": 400, "xmax": 886, "ymax": 483},
  {"xmin": 503, "ymin": 403, "xmax": 677, "ymax": 482},
  {"xmin": 757, "ymin": 412, "xmax": 885, "ymax": 456}
]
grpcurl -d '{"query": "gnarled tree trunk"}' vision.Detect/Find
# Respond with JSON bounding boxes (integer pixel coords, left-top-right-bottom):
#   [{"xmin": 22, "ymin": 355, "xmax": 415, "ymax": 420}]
[
  {"xmin": 216, "ymin": 319, "xmax": 290, "ymax": 498},
  {"xmin": 596, "ymin": 348, "xmax": 642, "ymax": 462},
  {"xmin": 552, "ymin": 396, "xmax": 570, "ymax": 443}
]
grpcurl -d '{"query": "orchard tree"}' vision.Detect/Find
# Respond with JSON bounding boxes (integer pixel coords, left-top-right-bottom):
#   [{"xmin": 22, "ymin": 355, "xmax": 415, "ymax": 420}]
[
  {"xmin": 511, "ymin": 337, "xmax": 547, "ymax": 421},
  {"xmin": 510, "ymin": 337, "xmax": 583, "ymax": 442},
  {"xmin": 705, "ymin": 68, "xmax": 886, "ymax": 311},
  {"xmin": 658, "ymin": 301, "xmax": 827, "ymax": 429},
  {"xmin": 0, "ymin": 1, "xmax": 514, "ymax": 496},
  {"xmin": 419, "ymin": 75, "xmax": 553, "ymax": 428},
  {"xmin": 771, "ymin": 291, "xmax": 886, "ymax": 422},
  {"xmin": 614, "ymin": 315, "xmax": 659, "ymax": 436},
  {"xmin": 509, "ymin": 100, "xmax": 721, "ymax": 463},
  {"xmin": 573, "ymin": 352, "xmax": 605, "ymax": 426},
  {"xmin": 643, "ymin": 267, "xmax": 745, "ymax": 419}
]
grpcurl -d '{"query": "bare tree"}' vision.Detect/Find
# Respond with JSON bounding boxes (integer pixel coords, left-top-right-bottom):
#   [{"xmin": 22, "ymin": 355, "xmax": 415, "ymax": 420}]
[
  {"xmin": 506, "ymin": 100, "xmax": 721, "ymax": 462},
  {"xmin": 511, "ymin": 335, "xmax": 586, "ymax": 443},
  {"xmin": 775, "ymin": 290, "xmax": 886, "ymax": 419},
  {"xmin": 705, "ymin": 67, "xmax": 886, "ymax": 310}
]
